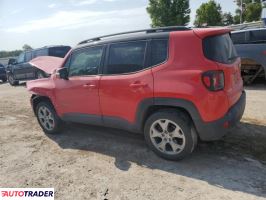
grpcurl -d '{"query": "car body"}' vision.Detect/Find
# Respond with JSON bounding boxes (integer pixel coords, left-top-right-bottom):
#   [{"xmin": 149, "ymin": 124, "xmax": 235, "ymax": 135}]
[
  {"xmin": 6, "ymin": 45, "xmax": 71, "ymax": 86},
  {"xmin": 0, "ymin": 63, "xmax": 7, "ymax": 82},
  {"xmin": 27, "ymin": 27, "xmax": 245, "ymax": 160},
  {"xmin": 231, "ymin": 28, "xmax": 266, "ymax": 84}
]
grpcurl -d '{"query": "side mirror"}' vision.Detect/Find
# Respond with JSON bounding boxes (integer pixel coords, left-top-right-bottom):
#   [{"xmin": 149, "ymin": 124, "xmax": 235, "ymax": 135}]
[
  {"xmin": 56, "ymin": 68, "xmax": 68, "ymax": 80},
  {"xmin": 8, "ymin": 58, "xmax": 17, "ymax": 65}
]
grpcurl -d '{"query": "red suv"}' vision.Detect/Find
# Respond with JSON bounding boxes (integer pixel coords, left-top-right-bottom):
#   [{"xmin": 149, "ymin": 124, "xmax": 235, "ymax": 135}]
[{"xmin": 27, "ymin": 27, "xmax": 246, "ymax": 160}]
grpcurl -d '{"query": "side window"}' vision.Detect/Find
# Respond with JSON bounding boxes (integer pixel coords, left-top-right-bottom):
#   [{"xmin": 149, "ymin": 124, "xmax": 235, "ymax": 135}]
[
  {"xmin": 150, "ymin": 39, "xmax": 168, "ymax": 66},
  {"xmin": 231, "ymin": 32, "xmax": 246, "ymax": 44},
  {"xmin": 25, "ymin": 51, "xmax": 32, "ymax": 62},
  {"xmin": 17, "ymin": 53, "xmax": 25, "ymax": 63},
  {"xmin": 105, "ymin": 41, "xmax": 146, "ymax": 74},
  {"xmin": 34, "ymin": 49, "xmax": 48, "ymax": 57},
  {"xmin": 69, "ymin": 46, "xmax": 103, "ymax": 77},
  {"xmin": 250, "ymin": 30, "xmax": 266, "ymax": 42}
]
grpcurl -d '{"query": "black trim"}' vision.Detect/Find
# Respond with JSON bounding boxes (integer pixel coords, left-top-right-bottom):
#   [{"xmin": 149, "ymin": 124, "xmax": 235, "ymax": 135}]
[{"xmin": 62, "ymin": 113, "xmax": 102, "ymax": 126}]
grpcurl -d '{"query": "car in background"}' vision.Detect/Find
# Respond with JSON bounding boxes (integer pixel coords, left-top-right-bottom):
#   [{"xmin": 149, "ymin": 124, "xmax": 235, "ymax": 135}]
[
  {"xmin": 6, "ymin": 45, "xmax": 71, "ymax": 86},
  {"xmin": 231, "ymin": 28, "xmax": 266, "ymax": 84},
  {"xmin": 0, "ymin": 63, "xmax": 7, "ymax": 83}
]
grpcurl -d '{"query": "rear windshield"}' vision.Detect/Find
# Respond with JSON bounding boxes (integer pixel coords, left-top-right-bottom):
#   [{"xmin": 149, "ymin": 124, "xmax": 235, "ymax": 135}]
[
  {"xmin": 203, "ymin": 33, "xmax": 238, "ymax": 64},
  {"xmin": 49, "ymin": 46, "xmax": 71, "ymax": 58}
]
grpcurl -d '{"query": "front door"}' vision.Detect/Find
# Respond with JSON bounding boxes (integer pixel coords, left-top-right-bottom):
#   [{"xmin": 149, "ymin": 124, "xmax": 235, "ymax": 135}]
[
  {"xmin": 99, "ymin": 41, "xmax": 154, "ymax": 127},
  {"xmin": 55, "ymin": 45, "xmax": 104, "ymax": 125}
]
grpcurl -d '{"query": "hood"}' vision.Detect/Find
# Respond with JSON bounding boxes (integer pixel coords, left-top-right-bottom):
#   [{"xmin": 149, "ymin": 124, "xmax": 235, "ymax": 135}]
[{"xmin": 29, "ymin": 56, "xmax": 64, "ymax": 74}]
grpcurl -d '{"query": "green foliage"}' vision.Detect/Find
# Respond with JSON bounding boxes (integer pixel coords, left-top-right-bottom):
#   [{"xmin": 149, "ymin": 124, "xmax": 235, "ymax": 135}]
[
  {"xmin": 22, "ymin": 44, "xmax": 33, "ymax": 51},
  {"xmin": 245, "ymin": 3, "xmax": 262, "ymax": 22},
  {"xmin": 0, "ymin": 50, "xmax": 22, "ymax": 58},
  {"xmin": 194, "ymin": 0, "xmax": 223, "ymax": 27},
  {"xmin": 234, "ymin": 1, "xmax": 262, "ymax": 23},
  {"xmin": 222, "ymin": 12, "xmax": 234, "ymax": 26},
  {"xmin": 147, "ymin": 0, "xmax": 190, "ymax": 27}
]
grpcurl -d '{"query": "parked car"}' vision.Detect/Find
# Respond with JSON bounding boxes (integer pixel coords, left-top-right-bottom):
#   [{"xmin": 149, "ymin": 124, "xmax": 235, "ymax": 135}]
[
  {"xmin": 231, "ymin": 28, "xmax": 266, "ymax": 84},
  {"xmin": 0, "ymin": 63, "xmax": 7, "ymax": 83},
  {"xmin": 27, "ymin": 27, "xmax": 246, "ymax": 160},
  {"xmin": 6, "ymin": 45, "xmax": 71, "ymax": 86}
]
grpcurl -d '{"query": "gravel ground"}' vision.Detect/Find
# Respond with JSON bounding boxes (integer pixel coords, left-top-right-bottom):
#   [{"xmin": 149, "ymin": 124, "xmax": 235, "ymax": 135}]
[{"xmin": 0, "ymin": 82, "xmax": 266, "ymax": 200}]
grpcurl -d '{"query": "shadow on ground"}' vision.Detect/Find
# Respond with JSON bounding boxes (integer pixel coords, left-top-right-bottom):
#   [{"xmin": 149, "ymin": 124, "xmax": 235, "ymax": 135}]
[{"xmin": 45, "ymin": 121, "xmax": 266, "ymax": 197}]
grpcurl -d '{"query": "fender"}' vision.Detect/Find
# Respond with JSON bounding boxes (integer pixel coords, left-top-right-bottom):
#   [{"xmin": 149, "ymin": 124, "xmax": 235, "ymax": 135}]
[{"xmin": 134, "ymin": 97, "xmax": 202, "ymax": 132}]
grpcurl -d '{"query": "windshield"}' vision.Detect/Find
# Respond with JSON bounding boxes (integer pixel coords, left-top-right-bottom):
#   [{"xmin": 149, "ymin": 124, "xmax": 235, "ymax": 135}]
[{"xmin": 203, "ymin": 33, "xmax": 238, "ymax": 64}]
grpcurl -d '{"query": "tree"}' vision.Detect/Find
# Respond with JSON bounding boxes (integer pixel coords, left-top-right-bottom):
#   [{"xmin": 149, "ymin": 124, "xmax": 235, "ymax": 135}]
[
  {"xmin": 22, "ymin": 44, "xmax": 33, "ymax": 51},
  {"xmin": 245, "ymin": 3, "xmax": 262, "ymax": 22},
  {"xmin": 222, "ymin": 12, "xmax": 234, "ymax": 25},
  {"xmin": 234, "ymin": 0, "xmax": 262, "ymax": 23},
  {"xmin": 147, "ymin": 0, "xmax": 190, "ymax": 27},
  {"xmin": 194, "ymin": 0, "xmax": 223, "ymax": 27}
]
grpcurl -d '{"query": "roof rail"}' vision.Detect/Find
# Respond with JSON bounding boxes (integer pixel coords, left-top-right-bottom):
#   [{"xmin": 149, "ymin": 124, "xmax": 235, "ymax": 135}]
[{"xmin": 78, "ymin": 26, "xmax": 190, "ymax": 45}]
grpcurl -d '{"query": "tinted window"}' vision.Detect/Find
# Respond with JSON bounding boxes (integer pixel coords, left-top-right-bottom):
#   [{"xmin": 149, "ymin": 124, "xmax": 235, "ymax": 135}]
[
  {"xmin": 49, "ymin": 46, "xmax": 71, "ymax": 58},
  {"xmin": 203, "ymin": 33, "xmax": 238, "ymax": 64},
  {"xmin": 250, "ymin": 30, "xmax": 266, "ymax": 42},
  {"xmin": 150, "ymin": 39, "xmax": 168, "ymax": 66},
  {"xmin": 33, "ymin": 49, "xmax": 48, "ymax": 58},
  {"xmin": 231, "ymin": 32, "xmax": 246, "ymax": 44},
  {"xmin": 25, "ymin": 51, "xmax": 32, "ymax": 62},
  {"xmin": 106, "ymin": 41, "xmax": 146, "ymax": 74},
  {"xmin": 69, "ymin": 46, "xmax": 103, "ymax": 77},
  {"xmin": 17, "ymin": 53, "xmax": 25, "ymax": 63}
]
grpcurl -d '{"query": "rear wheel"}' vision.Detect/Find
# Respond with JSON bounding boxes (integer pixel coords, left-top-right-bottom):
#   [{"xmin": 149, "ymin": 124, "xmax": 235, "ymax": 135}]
[
  {"xmin": 7, "ymin": 74, "xmax": 19, "ymax": 86},
  {"xmin": 35, "ymin": 101, "xmax": 63, "ymax": 134},
  {"xmin": 144, "ymin": 110, "xmax": 198, "ymax": 160}
]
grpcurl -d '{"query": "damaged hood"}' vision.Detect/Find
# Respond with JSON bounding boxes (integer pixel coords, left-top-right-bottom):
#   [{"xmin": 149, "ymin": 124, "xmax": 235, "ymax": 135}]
[{"xmin": 29, "ymin": 56, "xmax": 64, "ymax": 74}]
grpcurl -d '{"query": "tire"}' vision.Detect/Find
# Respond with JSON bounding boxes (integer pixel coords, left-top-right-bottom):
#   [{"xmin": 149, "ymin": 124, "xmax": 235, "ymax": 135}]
[
  {"xmin": 35, "ymin": 101, "xmax": 63, "ymax": 134},
  {"xmin": 2, "ymin": 77, "xmax": 7, "ymax": 83},
  {"xmin": 7, "ymin": 74, "xmax": 19, "ymax": 86},
  {"xmin": 144, "ymin": 109, "xmax": 198, "ymax": 160}
]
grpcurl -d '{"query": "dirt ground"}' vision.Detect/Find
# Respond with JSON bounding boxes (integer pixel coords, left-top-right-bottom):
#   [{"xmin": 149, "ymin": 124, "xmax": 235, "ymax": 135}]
[{"xmin": 0, "ymin": 82, "xmax": 266, "ymax": 200}]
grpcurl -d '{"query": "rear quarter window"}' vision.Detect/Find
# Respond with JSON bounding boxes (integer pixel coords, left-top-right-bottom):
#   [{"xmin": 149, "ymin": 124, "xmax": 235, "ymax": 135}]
[
  {"xmin": 149, "ymin": 39, "xmax": 168, "ymax": 67},
  {"xmin": 203, "ymin": 33, "xmax": 238, "ymax": 64}
]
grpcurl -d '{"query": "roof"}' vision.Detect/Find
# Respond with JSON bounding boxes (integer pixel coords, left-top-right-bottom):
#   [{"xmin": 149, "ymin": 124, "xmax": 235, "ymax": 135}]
[{"xmin": 74, "ymin": 26, "xmax": 231, "ymax": 50}]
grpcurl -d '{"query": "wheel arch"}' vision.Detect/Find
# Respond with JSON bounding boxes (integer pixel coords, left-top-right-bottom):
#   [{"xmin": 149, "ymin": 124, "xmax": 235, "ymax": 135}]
[
  {"xmin": 135, "ymin": 98, "xmax": 202, "ymax": 133},
  {"xmin": 31, "ymin": 95, "xmax": 54, "ymax": 115}
]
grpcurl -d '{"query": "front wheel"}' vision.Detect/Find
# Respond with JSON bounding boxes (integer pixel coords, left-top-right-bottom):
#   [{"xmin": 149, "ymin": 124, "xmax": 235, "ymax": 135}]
[
  {"xmin": 35, "ymin": 101, "xmax": 63, "ymax": 134},
  {"xmin": 7, "ymin": 74, "xmax": 19, "ymax": 86},
  {"xmin": 144, "ymin": 110, "xmax": 198, "ymax": 160},
  {"xmin": 36, "ymin": 70, "xmax": 46, "ymax": 79}
]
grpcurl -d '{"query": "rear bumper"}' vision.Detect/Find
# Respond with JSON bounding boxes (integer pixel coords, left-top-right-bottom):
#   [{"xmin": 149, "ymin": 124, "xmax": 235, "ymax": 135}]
[{"xmin": 196, "ymin": 91, "xmax": 246, "ymax": 141}]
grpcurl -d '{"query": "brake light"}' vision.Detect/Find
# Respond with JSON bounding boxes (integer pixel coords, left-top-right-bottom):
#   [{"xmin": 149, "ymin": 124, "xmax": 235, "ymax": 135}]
[{"xmin": 202, "ymin": 70, "xmax": 224, "ymax": 91}]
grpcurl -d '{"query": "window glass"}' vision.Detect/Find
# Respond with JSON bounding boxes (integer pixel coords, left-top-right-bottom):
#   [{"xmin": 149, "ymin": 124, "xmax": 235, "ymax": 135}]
[
  {"xmin": 69, "ymin": 46, "xmax": 103, "ymax": 77},
  {"xmin": 250, "ymin": 30, "xmax": 266, "ymax": 42},
  {"xmin": 203, "ymin": 33, "xmax": 238, "ymax": 64},
  {"xmin": 34, "ymin": 49, "xmax": 48, "ymax": 58},
  {"xmin": 106, "ymin": 41, "xmax": 146, "ymax": 74},
  {"xmin": 150, "ymin": 39, "xmax": 168, "ymax": 66},
  {"xmin": 25, "ymin": 51, "xmax": 32, "ymax": 62},
  {"xmin": 17, "ymin": 53, "xmax": 25, "ymax": 63},
  {"xmin": 231, "ymin": 32, "xmax": 246, "ymax": 44},
  {"xmin": 49, "ymin": 47, "xmax": 71, "ymax": 58}
]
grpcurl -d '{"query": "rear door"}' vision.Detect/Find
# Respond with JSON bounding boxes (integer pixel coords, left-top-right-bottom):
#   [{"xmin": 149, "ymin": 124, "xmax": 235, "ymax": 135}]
[
  {"xmin": 203, "ymin": 33, "xmax": 243, "ymax": 107},
  {"xmin": 99, "ymin": 40, "xmax": 153, "ymax": 126},
  {"xmin": 24, "ymin": 51, "xmax": 36, "ymax": 79}
]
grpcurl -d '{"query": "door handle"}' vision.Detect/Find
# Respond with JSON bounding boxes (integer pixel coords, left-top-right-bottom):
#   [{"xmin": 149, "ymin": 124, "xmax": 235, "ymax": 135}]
[
  {"xmin": 83, "ymin": 83, "xmax": 96, "ymax": 89},
  {"xmin": 129, "ymin": 82, "xmax": 147, "ymax": 88}
]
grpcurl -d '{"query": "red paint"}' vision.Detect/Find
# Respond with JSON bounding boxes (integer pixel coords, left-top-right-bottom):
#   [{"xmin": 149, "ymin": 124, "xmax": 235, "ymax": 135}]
[{"xmin": 27, "ymin": 27, "xmax": 243, "ymax": 125}]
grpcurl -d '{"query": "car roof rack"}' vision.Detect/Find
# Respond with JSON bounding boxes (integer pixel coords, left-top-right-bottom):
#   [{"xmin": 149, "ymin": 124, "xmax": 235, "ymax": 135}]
[{"xmin": 78, "ymin": 26, "xmax": 190, "ymax": 45}]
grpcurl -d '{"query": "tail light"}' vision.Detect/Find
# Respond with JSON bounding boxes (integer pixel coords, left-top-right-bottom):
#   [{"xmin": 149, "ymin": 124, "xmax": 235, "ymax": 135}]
[{"xmin": 202, "ymin": 70, "xmax": 224, "ymax": 91}]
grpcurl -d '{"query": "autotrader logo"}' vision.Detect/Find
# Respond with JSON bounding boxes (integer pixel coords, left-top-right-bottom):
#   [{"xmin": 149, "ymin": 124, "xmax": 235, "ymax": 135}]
[{"xmin": 0, "ymin": 188, "xmax": 54, "ymax": 200}]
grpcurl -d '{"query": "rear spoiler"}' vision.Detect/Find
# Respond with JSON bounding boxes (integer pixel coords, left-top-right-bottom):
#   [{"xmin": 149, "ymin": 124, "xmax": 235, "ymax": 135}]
[{"xmin": 193, "ymin": 28, "xmax": 232, "ymax": 39}]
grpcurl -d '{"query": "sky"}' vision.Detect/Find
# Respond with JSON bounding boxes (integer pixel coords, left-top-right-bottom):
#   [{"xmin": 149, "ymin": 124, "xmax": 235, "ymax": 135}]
[{"xmin": 0, "ymin": 0, "xmax": 238, "ymax": 51}]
